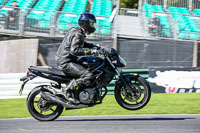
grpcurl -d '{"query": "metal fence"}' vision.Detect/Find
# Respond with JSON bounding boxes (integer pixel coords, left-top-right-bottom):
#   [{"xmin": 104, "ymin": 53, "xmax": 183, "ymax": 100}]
[
  {"xmin": 0, "ymin": 73, "xmax": 55, "ymax": 99},
  {"xmin": 166, "ymin": 0, "xmax": 189, "ymax": 8},
  {"xmin": 193, "ymin": 0, "xmax": 200, "ymax": 9},
  {"xmin": 0, "ymin": 6, "xmax": 113, "ymax": 39},
  {"xmin": 118, "ymin": 7, "xmax": 200, "ymax": 41},
  {"xmin": 0, "ymin": 69, "xmax": 149, "ymax": 99},
  {"xmin": 119, "ymin": 8, "xmax": 139, "ymax": 16},
  {"xmin": 144, "ymin": 0, "xmax": 164, "ymax": 5},
  {"xmin": 1, "ymin": 5, "xmax": 200, "ymax": 41}
]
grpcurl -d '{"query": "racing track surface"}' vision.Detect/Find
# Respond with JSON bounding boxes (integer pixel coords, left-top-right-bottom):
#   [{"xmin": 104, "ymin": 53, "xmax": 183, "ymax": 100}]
[{"xmin": 0, "ymin": 114, "xmax": 200, "ymax": 133}]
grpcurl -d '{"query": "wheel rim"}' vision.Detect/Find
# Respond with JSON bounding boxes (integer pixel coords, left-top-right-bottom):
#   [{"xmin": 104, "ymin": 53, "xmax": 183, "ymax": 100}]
[
  {"xmin": 29, "ymin": 89, "xmax": 61, "ymax": 117},
  {"xmin": 120, "ymin": 79, "xmax": 149, "ymax": 106}
]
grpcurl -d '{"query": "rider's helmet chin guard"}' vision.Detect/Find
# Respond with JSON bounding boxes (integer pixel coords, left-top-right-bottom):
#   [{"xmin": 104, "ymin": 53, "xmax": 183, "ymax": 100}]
[{"xmin": 78, "ymin": 12, "xmax": 96, "ymax": 34}]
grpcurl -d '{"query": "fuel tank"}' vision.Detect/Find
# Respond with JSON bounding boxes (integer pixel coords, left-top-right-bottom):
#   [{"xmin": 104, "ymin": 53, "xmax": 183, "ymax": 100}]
[{"xmin": 77, "ymin": 56, "xmax": 104, "ymax": 68}]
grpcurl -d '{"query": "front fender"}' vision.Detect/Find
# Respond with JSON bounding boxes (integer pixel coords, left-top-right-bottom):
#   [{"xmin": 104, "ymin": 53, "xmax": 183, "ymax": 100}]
[
  {"xmin": 115, "ymin": 73, "xmax": 140, "ymax": 88},
  {"xmin": 123, "ymin": 73, "xmax": 140, "ymax": 82}
]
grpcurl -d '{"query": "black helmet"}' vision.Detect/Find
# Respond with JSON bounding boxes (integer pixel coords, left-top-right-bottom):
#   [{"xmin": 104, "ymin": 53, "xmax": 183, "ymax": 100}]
[{"xmin": 78, "ymin": 12, "xmax": 96, "ymax": 34}]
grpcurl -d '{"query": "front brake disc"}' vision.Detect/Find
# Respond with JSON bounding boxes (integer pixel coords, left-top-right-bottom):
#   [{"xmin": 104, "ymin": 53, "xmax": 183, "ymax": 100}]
[{"xmin": 124, "ymin": 84, "xmax": 142, "ymax": 102}]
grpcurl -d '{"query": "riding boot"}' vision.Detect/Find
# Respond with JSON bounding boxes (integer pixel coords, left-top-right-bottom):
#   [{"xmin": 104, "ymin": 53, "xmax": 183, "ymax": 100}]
[{"xmin": 61, "ymin": 79, "xmax": 80, "ymax": 104}]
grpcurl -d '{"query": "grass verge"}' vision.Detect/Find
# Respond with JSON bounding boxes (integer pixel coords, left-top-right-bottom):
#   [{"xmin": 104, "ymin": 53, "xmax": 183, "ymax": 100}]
[{"xmin": 0, "ymin": 93, "xmax": 200, "ymax": 119}]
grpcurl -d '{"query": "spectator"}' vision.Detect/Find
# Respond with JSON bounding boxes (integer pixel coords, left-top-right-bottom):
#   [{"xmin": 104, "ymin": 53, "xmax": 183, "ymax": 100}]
[
  {"xmin": 5, "ymin": 1, "xmax": 20, "ymax": 30},
  {"xmin": 148, "ymin": 12, "xmax": 162, "ymax": 37}
]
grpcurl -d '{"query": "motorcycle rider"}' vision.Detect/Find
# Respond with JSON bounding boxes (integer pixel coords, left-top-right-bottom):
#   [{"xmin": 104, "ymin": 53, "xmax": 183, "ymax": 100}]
[{"xmin": 55, "ymin": 12, "xmax": 103, "ymax": 104}]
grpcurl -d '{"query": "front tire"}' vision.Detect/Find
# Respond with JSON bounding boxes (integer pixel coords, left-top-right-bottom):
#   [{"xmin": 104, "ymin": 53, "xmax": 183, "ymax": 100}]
[
  {"xmin": 27, "ymin": 85, "xmax": 64, "ymax": 121},
  {"xmin": 114, "ymin": 77, "xmax": 151, "ymax": 110}
]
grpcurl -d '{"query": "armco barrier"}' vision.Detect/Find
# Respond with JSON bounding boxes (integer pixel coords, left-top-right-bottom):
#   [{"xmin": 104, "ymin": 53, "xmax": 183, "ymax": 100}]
[
  {"xmin": 0, "ymin": 73, "xmax": 55, "ymax": 99},
  {"xmin": 0, "ymin": 69, "xmax": 149, "ymax": 99}
]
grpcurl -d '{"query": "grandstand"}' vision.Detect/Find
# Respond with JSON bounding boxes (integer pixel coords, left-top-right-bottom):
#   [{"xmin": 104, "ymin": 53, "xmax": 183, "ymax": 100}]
[
  {"xmin": 0, "ymin": 0, "xmax": 36, "ymax": 15},
  {"xmin": 143, "ymin": 4, "xmax": 200, "ymax": 40},
  {"xmin": 0, "ymin": 0, "xmax": 113, "ymax": 38},
  {"xmin": 57, "ymin": 0, "xmax": 87, "ymax": 31},
  {"xmin": 141, "ymin": 0, "xmax": 200, "ymax": 40},
  {"xmin": 91, "ymin": 0, "xmax": 112, "ymax": 34},
  {"xmin": 0, "ymin": 0, "xmax": 200, "ymax": 41},
  {"xmin": 143, "ymin": 4, "xmax": 171, "ymax": 38}
]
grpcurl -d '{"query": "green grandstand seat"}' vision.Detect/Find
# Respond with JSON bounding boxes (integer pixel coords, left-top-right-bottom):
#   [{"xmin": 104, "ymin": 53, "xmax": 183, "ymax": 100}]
[
  {"xmin": 191, "ymin": 26, "xmax": 199, "ymax": 32},
  {"xmin": 143, "ymin": 4, "xmax": 153, "ymax": 11},
  {"xmin": 58, "ymin": 23, "xmax": 68, "ymax": 30},
  {"xmin": 0, "ymin": 0, "xmax": 5, "ymax": 5},
  {"xmin": 57, "ymin": 0, "xmax": 87, "ymax": 30},
  {"xmin": 178, "ymin": 7, "xmax": 190, "ymax": 15},
  {"xmin": 143, "ymin": 4, "xmax": 171, "ymax": 37},
  {"xmin": 190, "ymin": 33, "xmax": 199, "ymax": 40},
  {"xmin": 168, "ymin": 6, "xmax": 179, "ymax": 13},
  {"xmin": 168, "ymin": 6, "xmax": 200, "ymax": 40},
  {"xmin": 161, "ymin": 30, "xmax": 170, "ymax": 37},
  {"xmin": 179, "ymin": 32, "xmax": 187, "ymax": 39},
  {"xmin": 0, "ymin": 10, "xmax": 7, "ymax": 15},
  {"xmin": 4, "ymin": 0, "xmax": 36, "ymax": 11},
  {"xmin": 28, "ymin": 13, "xmax": 43, "ymax": 20},
  {"xmin": 144, "ymin": 4, "xmax": 165, "ymax": 16},
  {"xmin": 58, "ymin": 15, "xmax": 67, "ymax": 22},
  {"xmin": 178, "ymin": 24, "xmax": 187, "ymax": 31},
  {"xmin": 145, "ymin": 11, "xmax": 153, "ymax": 18},
  {"xmin": 40, "ymin": 21, "xmax": 49, "ymax": 28},
  {"xmin": 101, "ymin": 27, "xmax": 110, "ymax": 34},
  {"xmin": 171, "ymin": 14, "xmax": 181, "ymax": 20},
  {"xmin": 162, "ymin": 23, "xmax": 170, "ymax": 29},
  {"xmin": 90, "ymin": 0, "xmax": 112, "ymax": 34},
  {"xmin": 41, "ymin": 15, "xmax": 51, "ymax": 21},
  {"xmin": 27, "ymin": 0, "xmax": 62, "ymax": 28},
  {"xmin": 153, "ymin": 5, "xmax": 164, "ymax": 12},
  {"xmin": 193, "ymin": 9, "xmax": 200, "ymax": 15}
]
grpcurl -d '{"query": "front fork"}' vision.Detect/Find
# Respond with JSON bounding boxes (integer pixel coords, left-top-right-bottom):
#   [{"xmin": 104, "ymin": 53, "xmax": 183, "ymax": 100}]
[
  {"xmin": 118, "ymin": 72, "xmax": 137, "ymax": 95},
  {"xmin": 106, "ymin": 56, "xmax": 137, "ymax": 94},
  {"xmin": 115, "ymin": 67, "xmax": 137, "ymax": 95}
]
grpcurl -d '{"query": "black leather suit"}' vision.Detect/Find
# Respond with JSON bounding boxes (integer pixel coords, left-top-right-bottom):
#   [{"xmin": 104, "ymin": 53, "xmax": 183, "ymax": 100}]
[{"xmin": 55, "ymin": 27, "xmax": 98, "ymax": 86}]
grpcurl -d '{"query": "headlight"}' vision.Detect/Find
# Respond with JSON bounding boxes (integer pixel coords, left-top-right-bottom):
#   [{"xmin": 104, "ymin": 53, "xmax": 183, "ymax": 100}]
[{"xmin": 119, "ymin": 56, "xmax": 126, "ymax": 67}]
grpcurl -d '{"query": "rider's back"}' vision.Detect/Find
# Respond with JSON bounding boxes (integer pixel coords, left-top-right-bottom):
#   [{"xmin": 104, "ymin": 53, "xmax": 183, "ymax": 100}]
[{"xmin": 55, "ymin": 27, "xmax": 85, "ymax": 67}]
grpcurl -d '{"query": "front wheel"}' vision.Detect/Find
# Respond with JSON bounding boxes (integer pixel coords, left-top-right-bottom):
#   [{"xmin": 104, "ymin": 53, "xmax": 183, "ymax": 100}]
[
  {"xmin": 114, "ymin": 76, "xmax": 151, "ymax": 110},
  {"xmin": 27, "ymin": 85, "xmax": 64, "ymax": 121}
]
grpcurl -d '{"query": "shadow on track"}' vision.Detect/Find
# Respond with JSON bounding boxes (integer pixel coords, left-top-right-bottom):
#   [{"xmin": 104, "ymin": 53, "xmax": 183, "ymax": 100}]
[{"xmin": 56, "ymin": 117, "xmax": 195, "ymax": 122}]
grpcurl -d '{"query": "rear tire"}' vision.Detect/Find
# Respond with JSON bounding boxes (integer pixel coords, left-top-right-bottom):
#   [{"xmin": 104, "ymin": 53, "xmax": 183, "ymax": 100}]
[
  {"xmin": 27, "ymin": 85, "xmax": 63, "ymax": 121},
  {"xmin": 114, "ymin": 77, "xmax": 151, "ymax": 110}
]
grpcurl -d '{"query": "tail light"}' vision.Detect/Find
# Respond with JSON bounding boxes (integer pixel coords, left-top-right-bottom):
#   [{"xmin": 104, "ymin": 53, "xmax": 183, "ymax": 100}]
[{"xmin": 27, "ymin": 71, "xmax": 30, "ymax": 76}]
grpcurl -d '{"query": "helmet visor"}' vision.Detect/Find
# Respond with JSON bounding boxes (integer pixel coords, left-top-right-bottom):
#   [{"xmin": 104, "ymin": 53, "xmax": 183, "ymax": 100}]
[{"xmin": 89, "ymin": 22, "xmax": 96, "ymax": 28}]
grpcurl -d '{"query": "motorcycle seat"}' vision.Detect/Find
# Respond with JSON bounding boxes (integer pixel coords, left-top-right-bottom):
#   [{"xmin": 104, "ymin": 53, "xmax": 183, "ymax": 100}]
[{"xmin": 29, "ymin": 66, "xmax": 66, "ymax": 77}]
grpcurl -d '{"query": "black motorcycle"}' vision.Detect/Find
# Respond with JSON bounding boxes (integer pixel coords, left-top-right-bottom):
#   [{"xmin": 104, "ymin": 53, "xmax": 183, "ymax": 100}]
[{"xmin": 19, "ymin": 48, "xmax": 151, "ymax": 121}]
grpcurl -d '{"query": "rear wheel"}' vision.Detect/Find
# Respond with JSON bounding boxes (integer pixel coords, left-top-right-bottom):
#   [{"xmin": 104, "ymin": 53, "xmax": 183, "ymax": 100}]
[
  {"xmin": 114, "ymin": 77, "xmax": 151, "ymax": 110},
  {"xmin": 27, "ymin": 85, "xmax": 63, "ymax": 121}
]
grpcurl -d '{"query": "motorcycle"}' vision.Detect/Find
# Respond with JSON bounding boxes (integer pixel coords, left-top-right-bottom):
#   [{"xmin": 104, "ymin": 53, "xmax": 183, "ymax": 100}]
[{"xmin": 19, "ymin": 48, "xmax": 151, "ymax": 121}]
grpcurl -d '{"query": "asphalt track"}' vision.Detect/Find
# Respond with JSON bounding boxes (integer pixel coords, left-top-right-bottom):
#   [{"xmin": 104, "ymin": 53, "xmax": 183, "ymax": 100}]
[{"xmin": 0, "ymin": 114, "xmax": 200, "ymax": 133}]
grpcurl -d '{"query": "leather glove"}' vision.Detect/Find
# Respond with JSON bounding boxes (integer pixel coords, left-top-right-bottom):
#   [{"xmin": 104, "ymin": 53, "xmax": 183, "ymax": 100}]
[
  {"xmin": 91, "ymin": 49, "xmax": 102, "ymax": 56},
  {"xmin": 93, "ymin": 44, "xmax": 101, "ymax": 50}
]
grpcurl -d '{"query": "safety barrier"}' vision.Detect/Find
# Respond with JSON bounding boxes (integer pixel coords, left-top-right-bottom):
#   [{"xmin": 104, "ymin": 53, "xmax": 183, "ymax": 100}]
[{"xmin": 0, "ymin": 69, "xmax": 149, "ymax": 99}]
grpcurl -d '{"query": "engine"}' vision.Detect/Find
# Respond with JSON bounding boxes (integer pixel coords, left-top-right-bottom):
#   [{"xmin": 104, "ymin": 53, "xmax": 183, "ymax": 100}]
[{"xmin": 79, "ymin": 88, "xmax": 96, "ymax": 104}]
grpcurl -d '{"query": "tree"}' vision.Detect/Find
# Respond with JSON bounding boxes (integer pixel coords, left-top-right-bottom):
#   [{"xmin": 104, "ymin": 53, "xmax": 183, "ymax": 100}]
[{"xmin": 120, "ymin": 0, "xmax": 138, "ymax": 9}]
